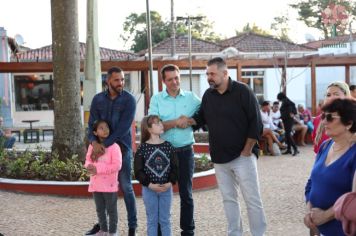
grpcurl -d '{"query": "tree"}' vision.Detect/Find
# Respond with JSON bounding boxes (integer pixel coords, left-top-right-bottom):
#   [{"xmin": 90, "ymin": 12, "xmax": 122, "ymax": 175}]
[
  {"xmin": 290, "ymin": 0, "xmax": 356, "ymax": 38},
  {"xmin": 235, "ymin": 23, "xmax": 272, "ymax": 36},
  {"xmin": 271, "ymin": 16, "xmax": 292, "ymax": 42},
  {"xmin": 120, "ymin": 11, "xmax": 221, "ymax": 52},
  {"xmin": 51, "ymin": 0, "xmax": 85, "ymax": 160}
]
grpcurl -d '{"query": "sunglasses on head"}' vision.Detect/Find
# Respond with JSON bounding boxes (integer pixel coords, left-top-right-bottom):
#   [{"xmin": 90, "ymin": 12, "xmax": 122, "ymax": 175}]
[{"xmin": 321, "ymin": 112, "xmax": 341, "ymax": 122}]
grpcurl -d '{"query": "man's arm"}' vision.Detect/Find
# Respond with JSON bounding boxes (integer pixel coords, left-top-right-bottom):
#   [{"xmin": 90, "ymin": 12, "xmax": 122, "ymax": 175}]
[{"xmin": 103, "ymin": 94, "xmax": 136, "ymax": 147}]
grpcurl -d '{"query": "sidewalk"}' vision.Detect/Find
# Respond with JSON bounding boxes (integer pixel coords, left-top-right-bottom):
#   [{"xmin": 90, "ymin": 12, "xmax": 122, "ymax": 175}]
[{"xmin": 0, "ymin": 145, "xmax": 315, "ymax": 236}]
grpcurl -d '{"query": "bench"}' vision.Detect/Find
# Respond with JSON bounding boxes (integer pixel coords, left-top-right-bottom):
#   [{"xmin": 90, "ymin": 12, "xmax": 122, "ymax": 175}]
[{"xmin": 42, "ymin": 128, "xmax": 54, "ymax": 141}]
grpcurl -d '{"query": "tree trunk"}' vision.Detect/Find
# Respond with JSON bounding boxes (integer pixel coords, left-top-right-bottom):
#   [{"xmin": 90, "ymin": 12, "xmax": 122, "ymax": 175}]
[{"xmin": 51, "ymin": 0, "xmax": 85, "ymax": 160}]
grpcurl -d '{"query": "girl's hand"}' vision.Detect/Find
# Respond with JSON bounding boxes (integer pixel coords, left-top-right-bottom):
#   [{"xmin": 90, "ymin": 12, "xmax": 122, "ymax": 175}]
[
  {"xmin": 161, "ymin": 182, "xmax": 172, "ymax": 191},
  {"xmin": 148, "ymin": 183, "xmax": 165, "ymax": 193},
  {"xmin": 91, "ymin": 141, "xmax": 105, "ymax": 161},
  {"xmin": 87, "ymin": 164, "xmax": 97, "ymax": 175}
]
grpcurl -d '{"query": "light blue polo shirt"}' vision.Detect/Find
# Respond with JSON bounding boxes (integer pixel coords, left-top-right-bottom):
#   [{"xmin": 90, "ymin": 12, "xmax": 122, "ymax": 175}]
[{"xmin": 148, "ymin": 89, "xmax": 201, "ymax": 148}]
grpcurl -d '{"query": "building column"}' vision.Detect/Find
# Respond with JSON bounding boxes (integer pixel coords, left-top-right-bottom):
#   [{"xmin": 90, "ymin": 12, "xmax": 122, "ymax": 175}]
[{"xmin": 0, "ymin": 27, "xmax": 14, "ymax": 126}]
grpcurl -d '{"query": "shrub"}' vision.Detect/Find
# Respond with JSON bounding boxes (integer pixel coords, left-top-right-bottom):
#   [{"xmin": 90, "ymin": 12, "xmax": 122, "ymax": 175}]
[
  {"xmin": 0, "ymin": 148, "xmax": 214, "ymax": 181},
  {"xmin": 0, "ymin": 148, "xmax": 89, "ymax": 181}
]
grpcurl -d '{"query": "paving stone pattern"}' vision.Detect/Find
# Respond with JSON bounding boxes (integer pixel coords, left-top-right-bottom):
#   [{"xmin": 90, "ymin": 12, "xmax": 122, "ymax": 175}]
[{"xmin": 0, "ymin": 146, "xmax": 315, "ymax": 236}]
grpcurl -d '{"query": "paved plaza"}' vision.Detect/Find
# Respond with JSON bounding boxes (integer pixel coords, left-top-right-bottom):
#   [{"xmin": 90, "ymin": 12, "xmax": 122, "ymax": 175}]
[{"xmin": 0, "ymin": 144, "xmax": 315, "ymax": 236}]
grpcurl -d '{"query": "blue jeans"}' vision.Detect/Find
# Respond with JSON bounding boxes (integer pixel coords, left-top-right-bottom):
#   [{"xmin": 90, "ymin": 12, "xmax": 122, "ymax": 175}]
[
  {"xmin": 176, "ymin": 146, "xmax": 195, "ymax": 236},
  {"xmin": 4, "ymin": 136, "xmax": 16, "ymax": 148},
  {"xmin": 119, "ymin": 148, "xmax": 137, "ymax": 229},
  {"xmin": 93, "ymin": 192, "xmax": 118, "ymax": 234},
  {"xmin": 142, "ymin": 186, "xmax": 172, "ymax": 236}
]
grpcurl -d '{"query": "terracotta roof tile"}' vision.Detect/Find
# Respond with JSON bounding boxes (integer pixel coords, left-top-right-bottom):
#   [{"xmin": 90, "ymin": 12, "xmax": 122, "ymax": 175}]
[
  {"xmin": 11, "ymin": 42, "xmax": 138, "ymax": 62},
  {"xmin": 139, "ymin": 35, "xmax": 222, "ymax": 56},
  {"xmin": 220, "ymin": 32, "xmax": 316, "ymax": 52},
  {"xmin": 302, "ymin": 33, "xmax": 356, "ymax": 49}
]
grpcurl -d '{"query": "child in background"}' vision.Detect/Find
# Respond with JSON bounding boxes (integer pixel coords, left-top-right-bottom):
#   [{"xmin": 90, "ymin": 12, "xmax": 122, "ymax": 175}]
[
  {"xmin": 85, "ymin": 120, "xmax": 122, "ymax": 236},
  {"xmin": 134, "ymin": 115, "xmax": 178, "ymax": 236}
]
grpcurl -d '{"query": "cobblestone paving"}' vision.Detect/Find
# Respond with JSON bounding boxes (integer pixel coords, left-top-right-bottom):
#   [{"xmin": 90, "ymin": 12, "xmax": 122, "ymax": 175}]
[{"xmin": 0, "ymin": 146, "xmax": 315, "ymax": 236}]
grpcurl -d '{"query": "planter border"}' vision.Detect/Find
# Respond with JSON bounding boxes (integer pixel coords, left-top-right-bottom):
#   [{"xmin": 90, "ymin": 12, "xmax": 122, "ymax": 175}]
[{"xmin": 0, "ymin": 169, "xmax": 217, "ymax": 197}]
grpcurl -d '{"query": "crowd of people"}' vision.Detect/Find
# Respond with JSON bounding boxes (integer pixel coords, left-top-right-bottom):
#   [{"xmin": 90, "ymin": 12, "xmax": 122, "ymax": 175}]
[
  {"xmin": 82, "ymin": 58, "xmax": 355, "ymax": 236},
  {"xmin": 2, "ymin": 56, "xmax": 355, "ymax": 236}
]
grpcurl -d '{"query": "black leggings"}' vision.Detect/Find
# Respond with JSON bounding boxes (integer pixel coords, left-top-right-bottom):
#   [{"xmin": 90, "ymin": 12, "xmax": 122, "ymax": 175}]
[{"xmin": 283, "ymin": 118, "xmax": 297, "ymax": 151}]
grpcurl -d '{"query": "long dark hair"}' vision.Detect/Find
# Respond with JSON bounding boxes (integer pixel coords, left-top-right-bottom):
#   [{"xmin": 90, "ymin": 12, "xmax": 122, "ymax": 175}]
[
  {"xmin": 140, "ymin": 115, "xmax": 161, "ymax": 143},
  {"xmin": 92, "ymin": 119, "xmax": 110, "ymax": 143}
]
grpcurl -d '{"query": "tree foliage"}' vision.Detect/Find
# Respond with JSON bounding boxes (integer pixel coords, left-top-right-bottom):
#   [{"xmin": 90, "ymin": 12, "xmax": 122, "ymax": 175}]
[
  {"xmin": 235, "ymin": 23, "xmax": 272, "ymax": 36},
  {"xmin": 271, "ymin": 16, "xmax": 292, "ymax": 42},
  {"xmin": 120, "ymin": 11, "xmax": 221, "ymax": 52},
  {"xmin": 290, "ymin": 0, "xmax": 356, "ymax": 38}
]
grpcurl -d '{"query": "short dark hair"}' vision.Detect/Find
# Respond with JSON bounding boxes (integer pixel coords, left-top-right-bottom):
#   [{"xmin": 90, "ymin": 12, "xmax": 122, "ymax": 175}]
[
  {"xmin": 107, "ymin": 67, "xmax": 123, "ymax": 78},
  {"xmin": 273, "ymin": 101, "xmax": 279, "ymax": 106},
  {"xmin": 207, "ymin": 57, "xmax": 227, "ymax": 69},
  {"xmin": 322, "ymin": 98, "xmax": 356, "ymax": 133},
  {"xmin": 261, "ymin": 101, "xmax": 270, "ymax": 107},
  {"xmin": 160, "ymin": 64, "xmax": 180, "ymax": 80},
  {"xmin": 350, "ymin": 85, "xmax": 356, "ymax": 91}
]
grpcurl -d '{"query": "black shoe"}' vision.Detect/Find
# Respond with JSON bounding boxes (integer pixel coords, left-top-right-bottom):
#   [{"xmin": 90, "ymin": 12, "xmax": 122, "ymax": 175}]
[
  {"xmin": 128, "ymin": 228, "xmax": 136, "ymax": 236},
  {"xmin": 85, "ymin": 223, "xmax": 100, "ymax": 235},
  {"xmin": 292, "ymin": 149, "xmax": 300, "ymax": 156},
  {"xmin": 282, "ymin": 150, "xmax": 292, "ymax": 155}
]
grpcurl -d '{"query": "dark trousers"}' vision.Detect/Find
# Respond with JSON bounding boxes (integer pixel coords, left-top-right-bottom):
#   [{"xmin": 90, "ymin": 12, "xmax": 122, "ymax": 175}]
[
  {"xmin": 93, "ymin": 192, "xmax": 118, "ymax": 234},
  {"xmin": 175, "ymin": 145, "xmax": 195, "ymax": 236},
  {"xmin": 283, "ymin": 118, "xmax": 297, "ymax": 152}
]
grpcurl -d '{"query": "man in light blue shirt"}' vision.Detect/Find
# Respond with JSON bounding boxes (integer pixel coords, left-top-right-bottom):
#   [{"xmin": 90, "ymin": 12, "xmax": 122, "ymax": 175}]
[{"xmin": 149, "ymin": 64, "xmax": 200, "ymax": 236}]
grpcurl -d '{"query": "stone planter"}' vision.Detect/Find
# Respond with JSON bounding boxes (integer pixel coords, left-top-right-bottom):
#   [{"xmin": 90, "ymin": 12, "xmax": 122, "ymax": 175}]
[{"xmin": 0, "ymin": 168, "xmax": 216, "ymax": 197}]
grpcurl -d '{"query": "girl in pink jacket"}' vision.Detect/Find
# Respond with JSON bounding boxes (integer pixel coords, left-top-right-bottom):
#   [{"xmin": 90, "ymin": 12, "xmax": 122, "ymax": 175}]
[{"xmin": 85, "ymin": 120, "xmax": 122, "ymax": 236}]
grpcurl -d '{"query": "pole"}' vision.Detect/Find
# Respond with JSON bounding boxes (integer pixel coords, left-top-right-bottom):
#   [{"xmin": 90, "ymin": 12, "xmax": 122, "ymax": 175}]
[
  {"xmin": 171, "ymin": 0, "xmax": 176, "ymax": 56},
  {"xmin": 146, "ymin": 0, "xmax": 154, "ymax": 97},
  {"xmin": 188, "ymin": 17, "xmax": 192, "ymax": 91}
]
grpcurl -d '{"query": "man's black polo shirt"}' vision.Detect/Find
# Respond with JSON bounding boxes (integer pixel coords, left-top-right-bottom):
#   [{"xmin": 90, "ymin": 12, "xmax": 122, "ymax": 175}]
[{"xmin": 193, "ymin": 78, "xmax": 263, "ymax": 164}]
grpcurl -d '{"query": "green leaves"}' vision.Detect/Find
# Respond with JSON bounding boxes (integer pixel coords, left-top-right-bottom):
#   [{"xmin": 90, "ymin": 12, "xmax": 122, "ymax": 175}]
[{"xmin": 0, "ymin": 149, "xmax": 89, "ymax": 181}]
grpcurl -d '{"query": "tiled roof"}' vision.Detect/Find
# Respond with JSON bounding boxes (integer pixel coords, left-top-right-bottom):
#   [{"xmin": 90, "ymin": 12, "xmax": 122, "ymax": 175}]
[
  {"xmin": 11, "ymin": 42, "xmax": 138, "ymax": 62},
  {"xmin": 139, "ymin": 35, "xmax": 222, "ymax": 56},
  {"xmin": 302, "ymin": 33, "xmax": 356, "ymax": 49},
  {"xmin": 219, "ymin": 32, "xmax": 316, "ymax": 52}
]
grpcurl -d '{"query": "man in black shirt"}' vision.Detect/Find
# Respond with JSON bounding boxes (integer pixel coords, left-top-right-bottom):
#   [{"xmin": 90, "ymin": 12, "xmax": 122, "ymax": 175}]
[{"xmin": 192, "ymin": 57, "xmax": 267, "ymax": 236}]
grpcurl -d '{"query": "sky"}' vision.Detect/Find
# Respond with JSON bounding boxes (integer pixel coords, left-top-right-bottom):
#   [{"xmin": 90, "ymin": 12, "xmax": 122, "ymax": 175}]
[{"xmin": 0, "ymin": 0, "xmax": 326, "ymax": 50}]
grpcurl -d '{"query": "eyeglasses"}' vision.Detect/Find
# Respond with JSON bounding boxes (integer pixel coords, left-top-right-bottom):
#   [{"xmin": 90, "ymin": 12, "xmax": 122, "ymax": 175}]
[{"xmin": 321, "ymin": 113, "xmax": 341, "ymax": 122}]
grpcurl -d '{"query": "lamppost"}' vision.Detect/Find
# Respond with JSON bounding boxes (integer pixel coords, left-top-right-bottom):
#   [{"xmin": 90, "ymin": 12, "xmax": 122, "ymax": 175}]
[{"xmin": 176, "ymin": 16, "xmax": 203, "ymax": 91}]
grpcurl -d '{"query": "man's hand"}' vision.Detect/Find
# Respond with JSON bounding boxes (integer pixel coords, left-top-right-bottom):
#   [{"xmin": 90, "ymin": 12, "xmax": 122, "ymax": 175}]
[
  {"xmin": 91, "ymin": 141, "xmax": 105, "ymax": 161},
  {"xmin": 86, "ymin": 164, "xmax": 97, "ymax": 175},
  {"xmin": 176, "ymin": 115, "xmax": 189, "ymax": 129}
]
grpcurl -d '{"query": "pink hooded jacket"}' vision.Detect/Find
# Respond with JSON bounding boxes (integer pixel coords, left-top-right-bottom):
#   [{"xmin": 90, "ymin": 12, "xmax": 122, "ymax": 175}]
[{"xmin": 84, "ymin": 143, "xmax": 122, "ymax": 192}]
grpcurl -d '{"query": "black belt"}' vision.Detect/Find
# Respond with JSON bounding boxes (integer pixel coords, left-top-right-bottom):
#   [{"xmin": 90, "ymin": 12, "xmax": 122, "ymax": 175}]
[{"xmin": 174, "ymin": 145, "xmax": 192, "ymax": 152}]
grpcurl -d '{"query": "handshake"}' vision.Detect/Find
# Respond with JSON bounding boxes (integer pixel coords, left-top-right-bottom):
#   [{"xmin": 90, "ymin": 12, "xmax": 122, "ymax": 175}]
[{"xmin": 175, "ymin": 115, "xmax": 195, "ymax": 129}]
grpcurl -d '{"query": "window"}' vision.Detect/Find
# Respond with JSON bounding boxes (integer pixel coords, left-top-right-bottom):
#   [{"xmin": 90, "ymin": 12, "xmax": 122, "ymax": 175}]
[
  {"xmin": 241, "ymin": 70, "xmax": 265, "ymax": 104},
  {"xmin": 14, "ymin": 74, "xmax": 53, "ymax": 111},
  {"xmin": 180, "ymin": 74, "xmax": 201, "ymax": 97}
]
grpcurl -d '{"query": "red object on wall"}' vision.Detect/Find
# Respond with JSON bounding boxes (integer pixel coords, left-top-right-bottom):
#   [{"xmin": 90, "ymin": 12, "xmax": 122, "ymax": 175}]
[{"xmin": 27, "ymin": 82, "xmax": 34, "ymax": 89}]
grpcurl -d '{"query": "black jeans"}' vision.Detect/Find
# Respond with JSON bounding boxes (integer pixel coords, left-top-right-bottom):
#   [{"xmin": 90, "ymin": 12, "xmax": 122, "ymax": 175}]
[
  {"xmin": 175, "ymin": 145, "xmax": 195, "ymax": 236},
  {"xmin": 93, "ymin": 192, "xmax": 118, "ymax": 234}
]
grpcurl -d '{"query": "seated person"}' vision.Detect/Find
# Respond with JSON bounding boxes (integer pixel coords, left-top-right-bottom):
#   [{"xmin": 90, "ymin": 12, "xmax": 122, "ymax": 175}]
[
  {"xmin": 260, "ymin": 101, "xmax": 286, "ymax": 155},
  {"xmin": 297, "ymin": 104, "xmax": 314, "ymax": 133},
  {"xmin": 0, "ymin": 116, "xmax": 16, "ymax": 148},
  {"xmin": 271, "ymin": 101, "xmax": 285, "ymax": 130},
  {"xmin": 293, "ymin": 114, "xmax": 308, "ymax": 146}
]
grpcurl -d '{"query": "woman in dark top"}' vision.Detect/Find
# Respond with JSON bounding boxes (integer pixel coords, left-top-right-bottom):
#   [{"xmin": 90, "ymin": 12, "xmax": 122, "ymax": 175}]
[{"xmin": 277, "ymin": 92, "xmax": 299, "ymax": 156}]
